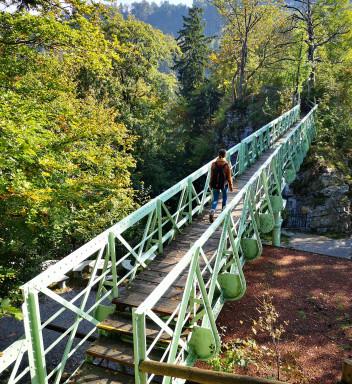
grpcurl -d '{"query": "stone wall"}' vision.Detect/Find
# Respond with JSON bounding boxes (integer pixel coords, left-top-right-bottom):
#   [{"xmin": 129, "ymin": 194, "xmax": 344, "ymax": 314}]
[{"xmin": 287, "ymin": 167, "xmax": 352, "ymax": 234}]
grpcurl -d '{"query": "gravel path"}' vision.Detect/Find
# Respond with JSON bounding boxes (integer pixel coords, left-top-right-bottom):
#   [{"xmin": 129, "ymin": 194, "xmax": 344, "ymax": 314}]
[{"xmin": 282, "ymin": 230, "xmax": 352, "ymax": 259}]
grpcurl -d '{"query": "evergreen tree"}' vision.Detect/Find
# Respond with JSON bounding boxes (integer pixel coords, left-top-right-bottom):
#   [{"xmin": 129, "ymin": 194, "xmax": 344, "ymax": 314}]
[{"xmin": 174, "ymin": 7, "xmax": 211, "ymax": 100}]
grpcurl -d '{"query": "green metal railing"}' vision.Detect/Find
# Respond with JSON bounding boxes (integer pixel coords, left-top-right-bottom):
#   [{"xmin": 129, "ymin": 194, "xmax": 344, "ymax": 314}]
[
  {"xmin": 0, "ymin": 104, "xmax": 309, "ymax": 384},
  {"xmin": 132, "ymin": 106, "xmax": 317, "ymax": 384}
]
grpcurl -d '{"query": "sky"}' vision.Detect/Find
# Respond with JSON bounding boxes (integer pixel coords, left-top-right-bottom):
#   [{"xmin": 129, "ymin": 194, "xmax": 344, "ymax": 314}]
[
  {"xmin": 110, "ymin": 0, "xmax": 193, "ymax": 7},
  {"xmin": 0, "ymin": 0, "xmax": 193, "ymax": 12}
]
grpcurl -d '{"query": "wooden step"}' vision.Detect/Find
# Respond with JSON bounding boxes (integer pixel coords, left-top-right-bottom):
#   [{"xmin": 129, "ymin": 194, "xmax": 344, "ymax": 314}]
[
  {"xmin": 117, "ymin": 284, "xmax": 183, "ymax": 303},
  {"xmin": 68, "ymin": 363, "xmax": 135, "ymax": 384},
  {"xmin": 113, "ymin": 291, "xmax": 180, "ymax": 316},
  {"xmin": 86, "ymin": 338, "xmax": 135, "ymax": 367},
  {"xmin": 114, "ymin": 257, "xmax": 212, "ymax": 316},
  {"xmin": 134, "ymin": 269, "xmax": 188, "ymax": 286},
  {"xmin": 114, "ymin": 268, "xmax": 211, "ymax": 316},
  {"xmin": 97, "ymin": 313, "xmax": 173, "ymax": 343},
  {"xmin": 86, "ymin": 338, "xmax": 162, "ymax": 367}
]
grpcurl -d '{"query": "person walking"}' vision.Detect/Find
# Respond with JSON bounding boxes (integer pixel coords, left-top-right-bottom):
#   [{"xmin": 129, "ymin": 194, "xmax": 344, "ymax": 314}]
[{"xmin": 209, "ymin": 149, "xmax": 233, "ymax": 223}]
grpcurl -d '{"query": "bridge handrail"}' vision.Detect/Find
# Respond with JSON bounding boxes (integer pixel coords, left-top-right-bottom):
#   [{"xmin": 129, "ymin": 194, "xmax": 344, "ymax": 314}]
[
  {"xmin": 139, "ymin": 359, "xmax": 286, "ymax": 384},
  {"xmin": 133, "ymin": 106, "xmax": 317, "ymax": 384},
  {"xmin": 0, "ymin": 105, "xmax": 301, "ymax": 384}
]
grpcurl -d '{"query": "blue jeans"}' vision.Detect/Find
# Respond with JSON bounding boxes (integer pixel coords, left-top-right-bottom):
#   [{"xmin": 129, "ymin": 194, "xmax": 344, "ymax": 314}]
[{"xmin": 211, "ymin": 186, "xmax": 228, "ymax": 211}]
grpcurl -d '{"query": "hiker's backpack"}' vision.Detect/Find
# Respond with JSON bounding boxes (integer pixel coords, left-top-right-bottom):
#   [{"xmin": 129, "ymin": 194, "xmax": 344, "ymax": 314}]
[{"xmin": 210, "ymin": 162, "xmax": 226, "ymax": 190}]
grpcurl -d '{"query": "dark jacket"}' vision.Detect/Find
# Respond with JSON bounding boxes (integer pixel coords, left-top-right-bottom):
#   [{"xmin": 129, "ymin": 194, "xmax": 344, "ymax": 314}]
[{"xmin": 210, "ymin": 157, "xmax": 233, "ymax": 191}]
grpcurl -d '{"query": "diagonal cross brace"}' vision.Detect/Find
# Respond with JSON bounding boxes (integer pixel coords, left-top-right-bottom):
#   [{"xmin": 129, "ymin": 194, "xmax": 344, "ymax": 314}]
[
  {"xmin": 116, "ymin": 233, "xmax": 147, "ymax": 268},
  {"xmin": 41, "ymin": 287, "xmax": 99, "ymax": 326}
]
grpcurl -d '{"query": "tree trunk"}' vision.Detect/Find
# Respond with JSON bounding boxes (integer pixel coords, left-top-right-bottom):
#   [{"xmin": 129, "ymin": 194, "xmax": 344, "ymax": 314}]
[
  {"xmin": 293, "ymin": 34, "xmax": 304, "ymax": 107},
  {"xmin": 236, "ymin": 37, "xmax": 248, "ymax": 101},
  {"xmin": 306, "ymin": 0, "xmax": 316, "ymax": 102},
  {"xmin": 231, "ymin": 73, "xmax": 237, "ymax": 103},
  {"xmin": 307, "ymin": 44, "xmax": 316, "ymax": 102}
]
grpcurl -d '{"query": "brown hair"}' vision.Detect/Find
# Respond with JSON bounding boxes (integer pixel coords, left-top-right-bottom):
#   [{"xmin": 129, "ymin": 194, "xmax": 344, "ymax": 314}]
[{"xmin": 218, "ymin": 149, "xmax": 226, "ymax": 158}]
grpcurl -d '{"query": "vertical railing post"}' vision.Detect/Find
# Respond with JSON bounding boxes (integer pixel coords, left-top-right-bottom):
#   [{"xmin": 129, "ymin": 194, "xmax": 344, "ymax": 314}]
[
  {"xmin": 238, "ymin": 143, "xmax": 245, "ymax": 174},
  {"xmin": 297, "ymin": 103, "xmax": 301, "ymax": 121},
  {"xmin": 272, "ymin": 210, "xmax": 282, "ymax": 247},
  {"xmin": 22, "ymin": 288, "xmax": 47, "ymax": 384},
  {"xmin": 133, "ymin": 309, "xmax": 147, "ymax": 384},
  {"xmin": 196, "ymin": 263, "xmax": 221, "ymax": 354},
  {"xmin": 272, "ymin": 151, "xmax": 284, "ymax": 247},
  {"xmin": 226, "ymin": 151, "xmax": 233, "ymax": 171},
  {"xmin": 272, "ymin": 122, "xmax": 277, "ymax": 142},
  {"xmin": 259, "ymin": 132, "xmax": 264, "ymax": 155},
  {"xmin": 204, "ymin": 212, "xmax": 230, "ymax": 315},
  {"xmin": 164, "ymin": 249, "xmax": 199, "ymax": 384},
  {"xmin": 312, "ymin": 105, "xmax": 318, "ymax": 138},
  {"xmin": 187, "ymin": 178, "xmax": 193, "ymax": 224},
  {"xmin": 265, "ymin": 126, "xmax": 270, "ymax": 149},
  {"xmin": 108, "ymin": 232, "xmax": 118, "ymax": 298},
  {"xmin": 251, "ymin": 139, "xmax": 256, "ymax": 164},
  {"xmin": 200, "ymin": 169, "xmax": 211, "ymax": 214},
  {"xmin": 248, "ymin": 187, "xmax": 263, "ymax": 256},
  {"xmin": 156, "ymin": 199, "xmax": 163, "ymax": 254}
]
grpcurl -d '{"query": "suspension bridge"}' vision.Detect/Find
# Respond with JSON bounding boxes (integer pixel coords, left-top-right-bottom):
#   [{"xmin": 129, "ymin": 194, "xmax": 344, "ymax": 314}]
[{"xmin": 0, "ymin": 104, "xmax": 318, "ymax": 384}]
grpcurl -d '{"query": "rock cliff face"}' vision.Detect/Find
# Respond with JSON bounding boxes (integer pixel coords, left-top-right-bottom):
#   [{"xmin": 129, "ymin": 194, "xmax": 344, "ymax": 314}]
[{"xmin": 287, "ymin": 167, "xmax": 352, "ymax": 234}]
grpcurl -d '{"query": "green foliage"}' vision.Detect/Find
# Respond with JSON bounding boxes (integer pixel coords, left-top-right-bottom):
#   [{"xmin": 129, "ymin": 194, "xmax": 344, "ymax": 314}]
[
  {"xmin": 0, "ymin": 267, "xmax": 22, "ymax": 319},
  {"xmin": 213, "ymin": 0, "xmax": 293, "ymax": 99},
  {"xmin": 0, "ymin": 1, "xmax": 178, "ymax": 292},
  {"xmin": 209, "ymin": 0, "xmax": 300, "ymax": 140},
  {"xmin": 75, "ymin": 7, "xmax": 179, "ymax": 193},
  {"xmin": 0, "ymin": 298, "xmax": 23, "ymax": 320},
  {"xmin": 209, "ymin": 338, "xmax": 259, "ymax": 372},
  {"xmin": 288, "ymin": 0, "xmax": 351, "ymax": 104},
  {"xmin": 303, "ymin": 0, "xmax": 352, "ymax": 173},
  {"xmin": 209, "ymin": 295, "xmax": 306, "ymax": 382}
]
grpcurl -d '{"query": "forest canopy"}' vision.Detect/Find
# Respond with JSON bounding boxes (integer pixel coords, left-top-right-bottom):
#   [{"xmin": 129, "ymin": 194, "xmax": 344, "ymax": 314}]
[{"xmin": 0, "ymin": 0, "xmax": 178, "ymax": 298}]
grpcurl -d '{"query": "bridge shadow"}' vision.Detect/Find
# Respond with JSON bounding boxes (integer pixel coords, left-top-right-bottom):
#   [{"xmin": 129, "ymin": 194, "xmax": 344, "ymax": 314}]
[{"xmin": 216, "ymin": 245, "xmax": 352, "ymax": 384}]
